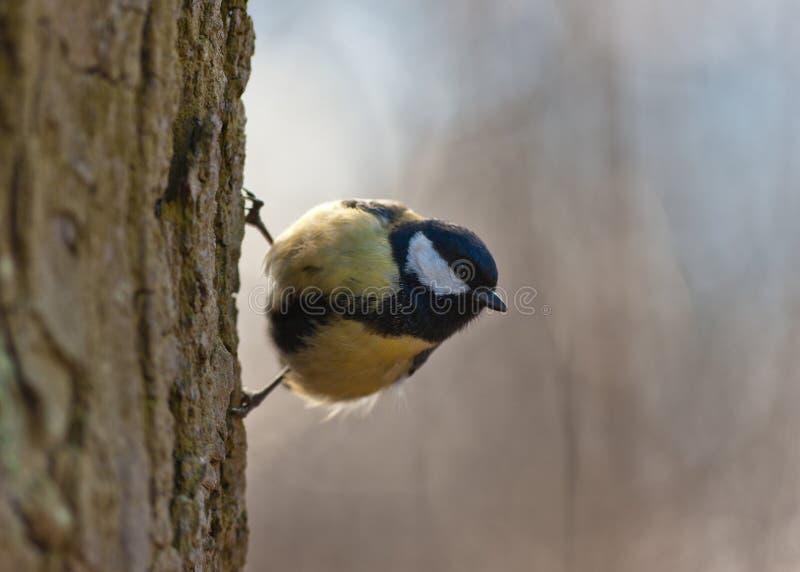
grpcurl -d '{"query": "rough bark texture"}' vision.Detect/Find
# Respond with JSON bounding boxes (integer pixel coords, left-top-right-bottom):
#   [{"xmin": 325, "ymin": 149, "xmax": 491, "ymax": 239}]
[{"xmin": 0, "ymin": 1, "xmax": 254, "ymax": 571}]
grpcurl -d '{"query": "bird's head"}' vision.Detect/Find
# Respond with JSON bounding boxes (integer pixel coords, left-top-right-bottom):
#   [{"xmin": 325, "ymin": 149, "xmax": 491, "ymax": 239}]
[{"xmin": 389, "ymin": 219, "xmax": 506, "ymax": 339}]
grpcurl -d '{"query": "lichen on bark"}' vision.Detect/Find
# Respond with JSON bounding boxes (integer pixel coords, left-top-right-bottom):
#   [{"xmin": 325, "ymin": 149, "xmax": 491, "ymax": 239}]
[{"xmin": 0, "ymin": 1, "xmax": 255, "ymax": 571}]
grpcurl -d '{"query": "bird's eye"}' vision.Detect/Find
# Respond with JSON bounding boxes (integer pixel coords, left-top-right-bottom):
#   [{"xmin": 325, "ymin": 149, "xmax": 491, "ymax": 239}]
[{"xmin": 451, "ymin": 259, "xmax": 475, "ymax": 282}]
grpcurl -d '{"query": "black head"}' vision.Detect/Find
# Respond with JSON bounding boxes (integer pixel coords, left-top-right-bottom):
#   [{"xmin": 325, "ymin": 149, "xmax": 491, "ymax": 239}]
[
  {"xmin": 391, "ymin": 219, "xmax": 501, "ymax": 292},
  {"xmin": 381, "ymin": 219, "xmax": 505, "ymax": 342}
]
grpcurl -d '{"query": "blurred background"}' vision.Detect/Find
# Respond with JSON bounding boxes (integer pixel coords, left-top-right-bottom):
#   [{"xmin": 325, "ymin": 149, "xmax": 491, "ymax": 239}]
[{"xmin": 238, "ymin": 2, "xmax": 800, "ymax": 571}]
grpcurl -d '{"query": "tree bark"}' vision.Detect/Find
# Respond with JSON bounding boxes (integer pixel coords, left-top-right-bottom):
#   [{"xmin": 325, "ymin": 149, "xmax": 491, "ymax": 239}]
[{"xmin": 0, "ymin": 1, "xmax": 254, "ymax": 571}]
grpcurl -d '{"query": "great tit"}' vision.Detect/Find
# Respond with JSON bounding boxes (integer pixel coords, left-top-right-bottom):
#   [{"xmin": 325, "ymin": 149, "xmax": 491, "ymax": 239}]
[{"xmin": 233, "ymin": 194, "xmax": 506, "ymax": 416}]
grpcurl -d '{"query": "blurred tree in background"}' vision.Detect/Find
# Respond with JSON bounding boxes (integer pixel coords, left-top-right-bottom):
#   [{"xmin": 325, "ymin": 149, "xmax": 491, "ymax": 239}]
[{"xmin": 241, "ymin": 2, "xmax": 800, "ymax": 571}]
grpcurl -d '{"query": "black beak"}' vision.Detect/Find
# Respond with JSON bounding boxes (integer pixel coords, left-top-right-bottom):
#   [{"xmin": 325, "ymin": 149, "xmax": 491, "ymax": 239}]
[{"xmin": 474, "ymin": 290, "xmax": 507, "ymax": 313}]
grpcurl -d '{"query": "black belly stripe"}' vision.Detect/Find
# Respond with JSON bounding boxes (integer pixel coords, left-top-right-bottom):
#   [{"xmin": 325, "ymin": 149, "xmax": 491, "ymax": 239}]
[
  {"xmin": 269, "ymin": 289, "xmax": 479, "ymax": 354},
  {"xmin": 269, "ymin": 299, "xmax": 330, "ymax": 354},
  {"xmin": 345, "ymin": 290, "xmax": 478, "ymax": 343}
]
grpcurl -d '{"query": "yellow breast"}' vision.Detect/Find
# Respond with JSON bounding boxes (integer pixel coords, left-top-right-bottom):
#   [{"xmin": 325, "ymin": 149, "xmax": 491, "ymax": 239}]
[{"xmin": 282, "ymin": 320, "xmax": 436, "ymax": 403}]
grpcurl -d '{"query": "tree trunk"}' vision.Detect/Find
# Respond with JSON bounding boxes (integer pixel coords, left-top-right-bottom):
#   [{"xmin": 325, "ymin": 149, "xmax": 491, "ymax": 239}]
[{"xmin": 0, "ymin": 1, "xmax": 254, "ymax": 571}]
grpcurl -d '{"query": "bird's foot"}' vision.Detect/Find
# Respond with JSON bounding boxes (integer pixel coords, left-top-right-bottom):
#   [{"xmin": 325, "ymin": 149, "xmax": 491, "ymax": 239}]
[
  {"xmin": 242, "ymin": 188, "xmax": 273, "ymax": 244},
  {"xmin": 230, "ymin": 389, "xmax": 265, "ymax": 418},
  {"xmin": 229, "ymin": 366, "xmax": 289, "ymax": 417}
]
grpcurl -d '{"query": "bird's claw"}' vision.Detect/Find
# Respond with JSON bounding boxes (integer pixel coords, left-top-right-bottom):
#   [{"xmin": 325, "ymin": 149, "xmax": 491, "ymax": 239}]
[
  {"xmin": 241, "ymin": 188, "xmax": 273, "ymax": 244},
  {"xmin": 230, "ymin": 391, "xmax": 256, "ymax": 418}
]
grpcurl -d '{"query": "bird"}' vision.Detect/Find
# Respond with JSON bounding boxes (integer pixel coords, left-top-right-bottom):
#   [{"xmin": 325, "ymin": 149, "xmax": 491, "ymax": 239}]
[{"xmin": 232, "ymin": 192, "xmax": 506, "ymax": 416}]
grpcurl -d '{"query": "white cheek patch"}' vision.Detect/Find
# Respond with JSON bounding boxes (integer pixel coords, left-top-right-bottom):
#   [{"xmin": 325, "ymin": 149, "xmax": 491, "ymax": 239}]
[{"xmin": 405, "ymin": 231, "xmax": 469, "ymax": 294}]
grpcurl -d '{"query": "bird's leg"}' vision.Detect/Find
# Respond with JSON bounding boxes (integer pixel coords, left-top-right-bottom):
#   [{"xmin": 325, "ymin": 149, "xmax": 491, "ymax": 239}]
[
  {"xmin": 242, "ymin": 188, "xmax": 274, "ymax": 245},
  {"xmin": 230, "ymin": 365, "xmax": 290, "ymax": 417}
]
